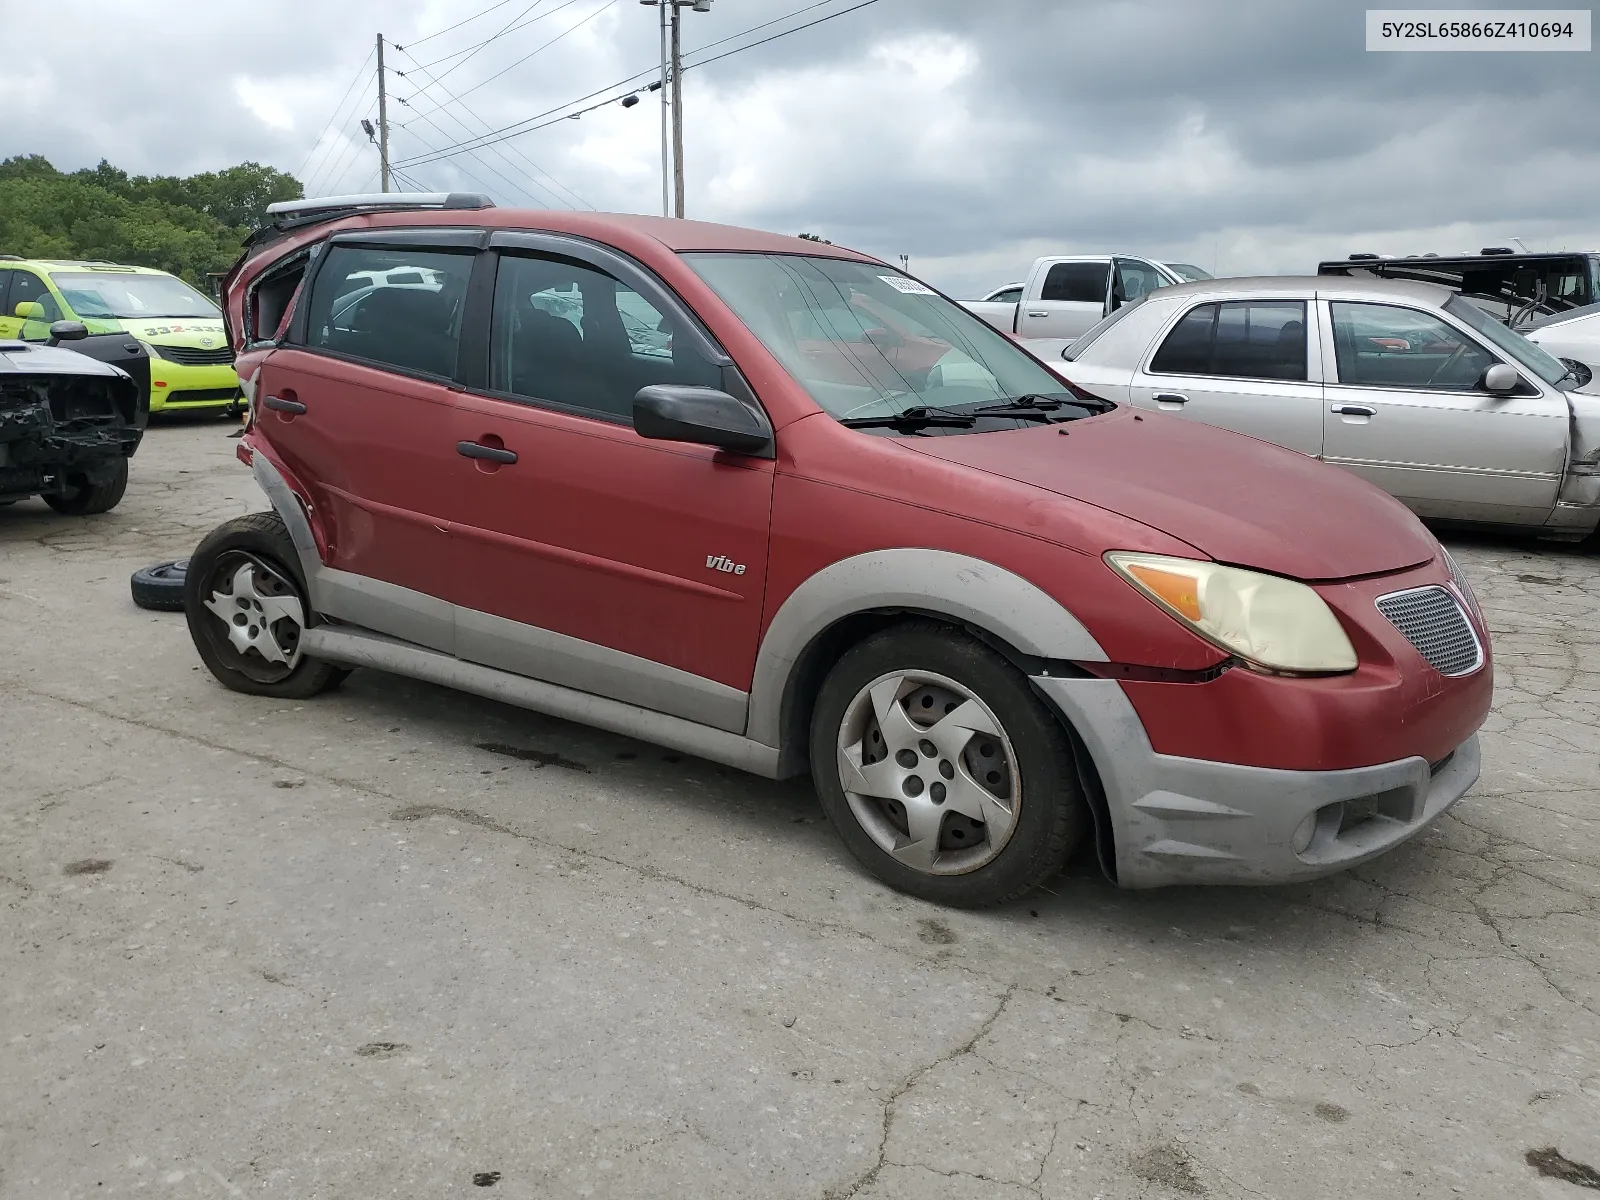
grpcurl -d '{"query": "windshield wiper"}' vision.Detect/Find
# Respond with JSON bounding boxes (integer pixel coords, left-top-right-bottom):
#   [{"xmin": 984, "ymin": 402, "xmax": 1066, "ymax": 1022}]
[
  {"xmin": 838, "ymin": 405, "xmax": 976, "ymax": 431},
  {"xmin": 969, "ymin": 391, "xmax": 1115, "ymax": 418}
]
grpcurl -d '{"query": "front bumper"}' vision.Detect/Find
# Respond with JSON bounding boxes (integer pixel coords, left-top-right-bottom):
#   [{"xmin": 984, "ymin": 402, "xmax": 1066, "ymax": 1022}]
[
  {"xmin": 147, "ymin": 361, "xmax": 240, "ymax": 412},
  {"xmin": 1033, "ymin": 674, "xmax": 1481, "ymax": 888}
]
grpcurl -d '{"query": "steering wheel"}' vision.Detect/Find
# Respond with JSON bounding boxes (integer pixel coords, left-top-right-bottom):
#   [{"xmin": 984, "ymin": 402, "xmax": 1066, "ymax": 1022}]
[{"xmin": 1424, "ymin": 342, "xmax": 1470, "ymax": 387}]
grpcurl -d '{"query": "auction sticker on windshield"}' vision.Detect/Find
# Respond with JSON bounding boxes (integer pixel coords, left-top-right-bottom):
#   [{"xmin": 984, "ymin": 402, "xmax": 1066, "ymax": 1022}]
[
  {"xmin": 880, "ymin": 276, "xmax": 937, "ymax": 295},
  {"xmin": 1367, "ymin": 9, "xmax": 1590, "ymax": 50}
]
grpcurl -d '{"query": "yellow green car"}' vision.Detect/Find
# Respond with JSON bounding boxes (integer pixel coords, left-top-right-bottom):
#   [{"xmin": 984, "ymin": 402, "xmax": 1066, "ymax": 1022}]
[{"xmin": 0, "ymin": 258, "xmax": 240, "ymax": 414}]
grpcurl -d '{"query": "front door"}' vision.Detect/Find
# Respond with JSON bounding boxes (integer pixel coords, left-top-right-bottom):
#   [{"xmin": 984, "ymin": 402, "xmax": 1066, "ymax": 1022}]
[
  {"xmin": 1015, "ymin": 260, "xmax": 1110, "ymax": 343},
  {"xmin": 1128, "ymin": 297, "xmax": 1325, "ymax": 456},
  {"xmin": 8, "ymin": 272, "xmax": 63, "ymax": 341},
  {"xmin": 447, "ymin": 247, "xmax": 774, "ymax": 732},
  {"xmin": 256, "ymin": 239, "xmax": 479, "ymax": 652},
  {"xmin": 1320, "ymin": 300, "xmax": 1566, "ymax": 524},
  {"xmin": 0, "ymin": 271, "xmax": 17, "ymax": 339}
]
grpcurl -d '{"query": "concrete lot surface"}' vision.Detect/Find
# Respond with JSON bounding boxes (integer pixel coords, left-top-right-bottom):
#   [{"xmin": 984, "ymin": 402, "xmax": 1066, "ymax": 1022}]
[{"xmin": 2, "ymin": 422, "xmax": 1598, "ymax": 1199}]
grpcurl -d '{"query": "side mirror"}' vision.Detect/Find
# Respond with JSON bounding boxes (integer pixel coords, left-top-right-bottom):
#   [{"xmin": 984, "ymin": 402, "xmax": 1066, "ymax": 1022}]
[
  {"xmin": 13, "ymin": 301, "xmax": 44, "ymax": 320},
  {"xmin": 1482, "ymin": 363, "xmax": 1520, "ymax": 393},
  {"xmin": 48, "ymin": 320, "xmax": 89, "ymax": 344},
  {"xmin": 633, "ymin": 385, "xmax": 773, "ymax": 456}
]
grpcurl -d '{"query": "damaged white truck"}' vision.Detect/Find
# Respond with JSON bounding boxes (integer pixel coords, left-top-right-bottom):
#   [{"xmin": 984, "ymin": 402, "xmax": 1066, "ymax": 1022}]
[{"xmin": 0, "ymin": 331, "xmax": 146, "ymax": 514}]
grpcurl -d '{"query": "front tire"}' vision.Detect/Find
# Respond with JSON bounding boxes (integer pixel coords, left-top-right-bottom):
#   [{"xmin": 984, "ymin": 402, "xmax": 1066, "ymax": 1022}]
[
  {"xmin": 185, "ymin": 512, "xmax": 348, "ymax": 699},
  {"xmin": 44, "ymin": 457, "xmax": 128, "ymax": 515},
  {"xmin": 809, "ymin": 622, "xmax": 1087, "ymax": 908}
]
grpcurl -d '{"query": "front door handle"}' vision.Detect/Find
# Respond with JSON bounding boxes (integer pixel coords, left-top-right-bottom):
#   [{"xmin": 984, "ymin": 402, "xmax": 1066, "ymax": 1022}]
[
  {"xmin": 1330, "ymin": 403, "xmax": 1376, "ymax": 417},
  {"xmin": 264, "ymin": 395, "xmax": 306, "ymax": 414},
  {"xmin": 457, "ymin": 440, "xmax": 518, "ymax": 465},
  {"xmin": 1026, "ymin": 310, "xmax": 1049, "ymax": 318},
  {"xmin": 1153, "ymin": 392, "xmax": 1189, "ymax": 405}
]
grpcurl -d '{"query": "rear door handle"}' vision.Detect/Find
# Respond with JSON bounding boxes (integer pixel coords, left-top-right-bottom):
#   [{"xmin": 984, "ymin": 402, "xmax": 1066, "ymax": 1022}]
[
  {"xmin": 1330, "ymin": 403, "xmax": 1376, "ymax": 417},
  {"xmin": 1026, "ymin": 310, "xmax": 1049, "ymax": 318},
  {"xmin": 264, "ymin": 395, "xmax": 306, "ymax": 414},
  {"xmin": 456, "ymin": 440, "xmax": 518, "ymax": 464},
  {"xmin": 1153, "ymin": 392, "xmax": 1188, "ymax": 405}
]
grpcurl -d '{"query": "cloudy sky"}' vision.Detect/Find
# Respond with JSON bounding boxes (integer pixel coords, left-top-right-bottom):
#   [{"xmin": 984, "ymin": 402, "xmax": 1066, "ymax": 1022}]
[{"xmin": 3, "ymin": 0, "xmax": 1597, "ymax": 295}]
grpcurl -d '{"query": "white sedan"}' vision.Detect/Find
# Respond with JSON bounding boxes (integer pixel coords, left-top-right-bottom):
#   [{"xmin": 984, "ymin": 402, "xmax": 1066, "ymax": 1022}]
[
  {"xmin": 1523, "ymin": 302, "xmax": 1600, "ymax": 382},
  {"xmin": 1054, "ymin": 276, "xmax": 1600, "ymax": 541}
]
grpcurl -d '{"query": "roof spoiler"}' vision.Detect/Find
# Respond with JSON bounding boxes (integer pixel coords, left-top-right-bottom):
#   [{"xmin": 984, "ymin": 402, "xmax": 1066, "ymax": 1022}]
[{"xmin": 245, "ymin": 192, "xmax": 496, "ymax": 251}]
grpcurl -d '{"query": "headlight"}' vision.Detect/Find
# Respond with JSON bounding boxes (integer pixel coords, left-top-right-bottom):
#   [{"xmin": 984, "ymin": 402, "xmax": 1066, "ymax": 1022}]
[
  {"xmin": 137, "ymin": 340, "xmax": 165, "ymax": 361},
  {"xmin": 1106, "ymin": 552, "xmax": 1358, "ymax": 674}
]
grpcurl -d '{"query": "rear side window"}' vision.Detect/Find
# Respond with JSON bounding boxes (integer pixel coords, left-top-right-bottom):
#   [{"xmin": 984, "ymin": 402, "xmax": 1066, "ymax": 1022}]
[
  {"xmin": 302, "ymin": 245, "xmax": 475, "ymax": 379},
  {"xmin": 1041, "ymin": 262, "xmax": 1109, "ymax": 304},
  {"xmin": 248, "ymin": 254, "xmax": 308, "ymax": 344},
  {"xmin": 489, "ymin": 253, "xmax": 720, "ymax": 421},
  {"xmin": 1150, "ymin": 300, "xmax": 1307, "ymax": 381}
]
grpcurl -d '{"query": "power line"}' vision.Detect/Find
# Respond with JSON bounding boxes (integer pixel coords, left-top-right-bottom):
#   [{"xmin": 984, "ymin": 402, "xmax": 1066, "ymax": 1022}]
[
  {"xmin": 394, "ymin": 0, "xmax": 884, "ymax": 169},
  {"xmin": 408, "ymin": 0, "xmax": 619, "ymax": 119},
  {"xmin": 395, "ymin": 96, "xmax": 555, "ymax": 206},
  {"xmin": 311, "ymin": 99, "xmax": 381, "ymax": 196},
  {"xmin": 406, "ymin": 0, "xmax": 521, "ymax": 48},
  {"xmin": 394, "ymin": 44, "xmax": 595, "ymax": 207},
  {"xmin": 297, "ymin": 50, "xmax": 375, "ymax": 184},
  {"xmin": 402, "ymin": 0, "xmax": 589, "ymax": 75}
]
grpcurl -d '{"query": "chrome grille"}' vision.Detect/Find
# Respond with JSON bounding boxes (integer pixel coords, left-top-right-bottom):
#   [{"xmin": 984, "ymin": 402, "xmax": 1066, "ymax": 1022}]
[
  {"xmin": 154, "ymin": 345, "xmax": 235, "ymax": 366},
  {"xmin": 1376, "ymin": 586, "xmax": 1481, "ymax": 676}
]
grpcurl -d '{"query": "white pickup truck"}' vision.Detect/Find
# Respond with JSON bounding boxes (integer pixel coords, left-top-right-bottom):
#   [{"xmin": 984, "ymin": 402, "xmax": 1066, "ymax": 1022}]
[{"xmin": 962, "ymin": 255, "xmax": 1211, "ymax": 359}]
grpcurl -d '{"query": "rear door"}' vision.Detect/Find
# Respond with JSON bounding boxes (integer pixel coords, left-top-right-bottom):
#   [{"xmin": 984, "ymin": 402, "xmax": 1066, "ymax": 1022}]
[
  {"xmin": 1015, "ymin": 260, "xmax": 1110, "ymax": 343},
  {"xmin": 1127, "ymin": 297, "xmax": 1325, "ymax": 456},
  {"xmin": 1320, "ymin": 299, "xmax": 1566, "ymax": 524},
  {"xmin": 445, "ymin": 234, "xmax": 774, "ymax": 730},
  {"xmin": 255, "ymin": 232, "xmax": 481, "ymax": 652}
]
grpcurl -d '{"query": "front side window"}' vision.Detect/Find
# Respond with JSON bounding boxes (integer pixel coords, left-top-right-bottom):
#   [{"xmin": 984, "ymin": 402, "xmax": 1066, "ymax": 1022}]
[
  {"xmin": 1330, "ymin": 302, "xmax": 1497, "ymax": 391},
  {"xmin": 303, "ymin": 246, "xmax": 474, "ymax": 378},
  {"xmin": 1040, "ymin": 261, "xmax": 1109, "ymax": 304},
  {"xmin": 1150, "ymin": 300, "xmax": 1307, "ymax": 381},
  {"xmin": 11, "ymin": 272, "xmax": 62, "ymax": 321},
  {"xmin": 1114, "ymin": 260, "xmax": 1167, "ymax": 305},
  {"xmin": 684, "ymin": 253, "xmax": 1087, "ymax": 423},
  {"xmin": 489, "ymin": 253, "xmax": 719, "ymax": 421}
]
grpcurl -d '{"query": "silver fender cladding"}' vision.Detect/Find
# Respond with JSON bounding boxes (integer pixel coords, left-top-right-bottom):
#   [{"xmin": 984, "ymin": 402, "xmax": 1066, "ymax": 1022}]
[
  {"xmin": 300, "ymin": 625, "xmax": 780, "ymax": 777},
  {"xmin": 744, "ymin": 548, "xmax": 1109, "ymax": 749}
]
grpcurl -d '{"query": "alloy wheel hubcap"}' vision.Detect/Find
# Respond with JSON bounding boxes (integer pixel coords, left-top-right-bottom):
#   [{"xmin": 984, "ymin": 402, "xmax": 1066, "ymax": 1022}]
[
  {"xmin": 202, "ymin": 558, "xmax": 305, "ymax": 667},
  {"xmin": 835, "ymin": 670, "xmax": 1020, "ymax": 875}
]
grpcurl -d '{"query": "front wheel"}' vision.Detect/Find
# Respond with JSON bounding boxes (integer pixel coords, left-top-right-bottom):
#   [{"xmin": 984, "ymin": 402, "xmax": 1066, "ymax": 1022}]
[
  {"xmin": 184, "ymin": 512, "xmax": 348, "ymax": 699},
  {"xmin": 809, "ymin": 623, "xmax": 1087, "ymax": 908}
]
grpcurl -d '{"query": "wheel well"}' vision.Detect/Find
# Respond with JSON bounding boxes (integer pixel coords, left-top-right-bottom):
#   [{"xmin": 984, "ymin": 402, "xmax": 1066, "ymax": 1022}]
[{"xmin": 775, "ymin": 608, "xmax": 1118, "ymax": 882}]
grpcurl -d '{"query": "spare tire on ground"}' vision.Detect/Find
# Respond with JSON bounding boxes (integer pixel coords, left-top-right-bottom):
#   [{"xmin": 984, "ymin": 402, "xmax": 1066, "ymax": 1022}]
[{"xmin": 131, "ymin": 559, "xmax": 188, "ymax": 611}]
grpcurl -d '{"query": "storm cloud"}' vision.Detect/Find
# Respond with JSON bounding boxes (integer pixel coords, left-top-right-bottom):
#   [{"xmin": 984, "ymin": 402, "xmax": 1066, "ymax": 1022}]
[{"xmin": 3, "ymin": 0, "xmax": 1596, "ymax": 295}]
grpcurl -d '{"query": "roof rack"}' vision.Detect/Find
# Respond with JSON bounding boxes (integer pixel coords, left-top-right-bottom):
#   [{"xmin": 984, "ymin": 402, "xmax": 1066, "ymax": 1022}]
[
  {"xmin": 248, "ymin": 192, "xmax": 496, "ymax": 252},
  {"xmin": 263, "ymin": 192, "xmax": 494, "ymax": 218}
]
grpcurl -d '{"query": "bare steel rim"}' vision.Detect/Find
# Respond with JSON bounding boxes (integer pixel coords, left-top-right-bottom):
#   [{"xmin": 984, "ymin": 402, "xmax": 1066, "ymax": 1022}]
[
  {"xmin": 835, "ymin": 669, "xmax": 1020, "ymax": 876},
  {"xmin": 199, "ymin": 551, "xmax": 306, "ymax": 683}
]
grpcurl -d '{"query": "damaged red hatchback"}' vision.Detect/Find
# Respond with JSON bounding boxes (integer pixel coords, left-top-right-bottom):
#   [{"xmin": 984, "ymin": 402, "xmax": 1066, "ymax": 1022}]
[{"xmin": 190, "ymin": 193, "xmax": 1492, "ymax": 907}]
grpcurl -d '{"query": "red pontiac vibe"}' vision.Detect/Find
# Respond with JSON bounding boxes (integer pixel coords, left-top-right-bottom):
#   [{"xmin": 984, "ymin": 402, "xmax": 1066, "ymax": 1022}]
[{"xmin": 187, "ymin": 193, "xmax": 1493, "ymax": 907}]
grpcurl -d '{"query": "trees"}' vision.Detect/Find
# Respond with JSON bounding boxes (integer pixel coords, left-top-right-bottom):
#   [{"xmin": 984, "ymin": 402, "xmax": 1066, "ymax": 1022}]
[{"xmin": 0, "ymin": 157, "xmax": 302, "ymax": 284}]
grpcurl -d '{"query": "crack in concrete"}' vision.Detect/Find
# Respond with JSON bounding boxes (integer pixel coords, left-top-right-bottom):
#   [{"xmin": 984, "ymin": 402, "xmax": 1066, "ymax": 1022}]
[{"xmin": 824, "ymin": 985, "xmax": 1017, "ymax": 1200}]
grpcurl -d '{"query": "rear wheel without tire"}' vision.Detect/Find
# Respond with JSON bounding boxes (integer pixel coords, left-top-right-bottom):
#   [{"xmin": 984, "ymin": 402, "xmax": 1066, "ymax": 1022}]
[
  {"xmin": 809, "ymin": 622, "xmax": 1087, "ymax": 908},
  {"xmin": 44, "ymin": 457, "xmax": 128, "ymax": 515},
  {"xmin": 185, "ymin": 512, "xmax": 348, "ymax": 699}
]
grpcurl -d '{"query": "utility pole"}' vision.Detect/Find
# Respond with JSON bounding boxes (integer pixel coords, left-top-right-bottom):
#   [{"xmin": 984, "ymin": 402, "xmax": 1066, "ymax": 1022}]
[
  {"xmin": 375, "ymin": 33, "xmax": 392, "ymax": 193},
  {"xmin": 657, "ymin": 2, "xmax": 669, "ymax": 217},
  {"xmin": 643, "ymin": 1, "xmax": 710, "ymax": 218},
  {"xmin": 670, "ymin": 3, "xmax": 685, "ymax": 218}
]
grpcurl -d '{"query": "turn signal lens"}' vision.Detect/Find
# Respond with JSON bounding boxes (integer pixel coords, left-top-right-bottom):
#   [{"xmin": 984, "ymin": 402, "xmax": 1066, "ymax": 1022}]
[
  {"xmin": 1123, "ymin": 564, "xmax": 1202, "ymax": 621},
  {"xmin": 1106, "ymin": 552, "xmax": 1359, "ymax": 675}
]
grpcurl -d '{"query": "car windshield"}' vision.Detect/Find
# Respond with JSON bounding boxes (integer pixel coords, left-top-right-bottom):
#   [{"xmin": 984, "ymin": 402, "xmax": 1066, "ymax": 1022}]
[
  {"xmin": 49, "ymin": 271, "xmax": 219, "ymax": 319},
  {"xmin": 683, "ymin": 253, "xmax": 1089, "ymax": 425},
  {"xmin": 1444, "ymin": 294, "xmax": 1572, "ymax": 387},
  {"xmin": 1163, "ymin": 263, "xmax": 1213, "ymax": 282},
  {"xmin": 1062, "ymin": 296, "xmax": 1148, "ymax": 361}
]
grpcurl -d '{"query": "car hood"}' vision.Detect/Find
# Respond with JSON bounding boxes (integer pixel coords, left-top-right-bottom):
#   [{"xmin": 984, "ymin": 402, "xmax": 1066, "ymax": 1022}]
[
  {"xmin": 900, "ymin": 407, "xmax": 1437, "ymax": 581},
  {"xmin": 0, "ymin": 339, "xmax": 125, "ymax": 378}
]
